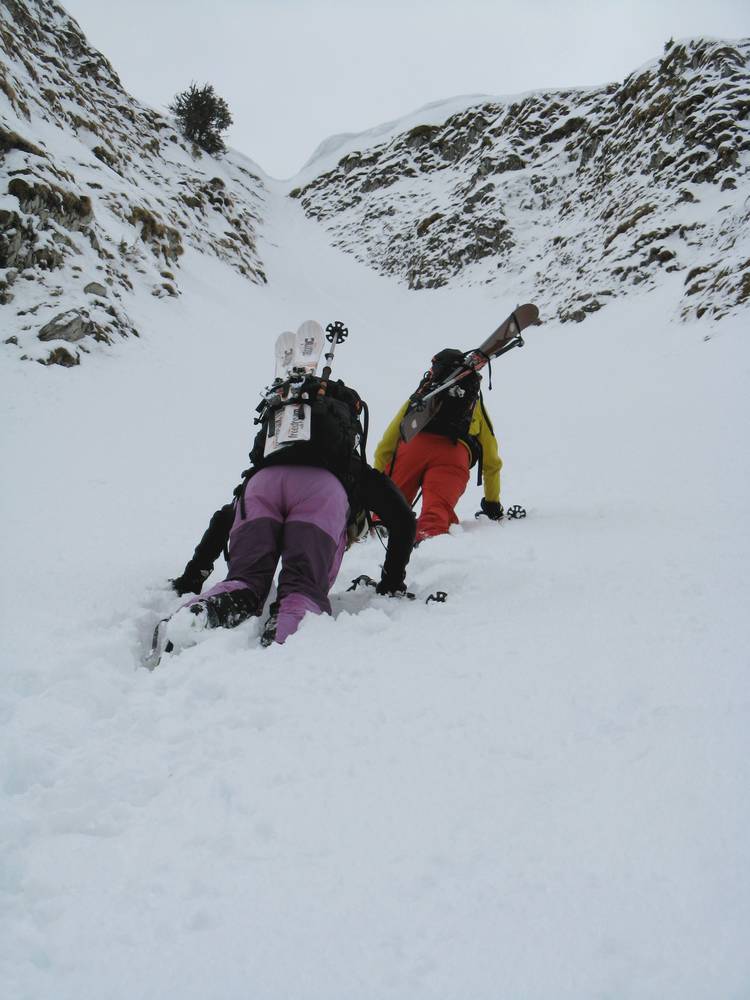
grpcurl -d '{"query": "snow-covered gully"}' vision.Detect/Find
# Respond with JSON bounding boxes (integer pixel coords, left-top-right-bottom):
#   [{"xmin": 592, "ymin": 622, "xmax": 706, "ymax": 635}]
[
  {"xmin": 1, "ymin": 4, "xmax": 749, "ymax": 994},
  {"xmin": 3, "ymin": 182, "xmax": 749, "ymax": 997}
]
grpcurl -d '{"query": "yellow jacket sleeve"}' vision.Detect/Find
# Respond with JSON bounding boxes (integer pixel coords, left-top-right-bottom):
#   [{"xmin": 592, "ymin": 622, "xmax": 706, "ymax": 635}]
[
  {"xmin": 469, "ymin": 400, "xmax": 502, "ymax": 503},
  {"xmin": 373, "ymin": 401, "xmax": 411, "ymax": 472}
]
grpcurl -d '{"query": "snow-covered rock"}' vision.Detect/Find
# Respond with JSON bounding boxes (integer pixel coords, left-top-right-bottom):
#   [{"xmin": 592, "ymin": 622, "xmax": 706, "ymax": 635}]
[
  {"xmin": 290, "ymin": 37, "xmax": 750, "ymax": 325},
  {"xmin": 0, "ymin": 0, "xmax": 267, "ymax": 365}
]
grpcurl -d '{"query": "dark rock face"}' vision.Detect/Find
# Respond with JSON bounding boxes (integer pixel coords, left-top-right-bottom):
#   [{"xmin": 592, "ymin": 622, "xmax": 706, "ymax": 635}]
[
  {"xmin": 38, "ymin": 309, "xmax": 97, "ymax": 342},
  {"xmin": 291, "ymin": 37, "xmax": 750, "ymax": 323},
  {"xmin": 0, "ymin": 0, "xmax": 267, "ymax": 363}
]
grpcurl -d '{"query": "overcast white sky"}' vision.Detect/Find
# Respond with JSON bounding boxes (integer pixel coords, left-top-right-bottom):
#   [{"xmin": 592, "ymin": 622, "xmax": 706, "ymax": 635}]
[{"xmin": 61, "ymin": 0, "xmax": 749, "ymax": 179}]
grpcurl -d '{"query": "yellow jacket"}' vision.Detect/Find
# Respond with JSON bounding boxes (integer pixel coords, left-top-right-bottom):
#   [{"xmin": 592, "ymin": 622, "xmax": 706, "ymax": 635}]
[{"xmin": 373, "ymin": 399, "xmax": 502, "ymax": 503}]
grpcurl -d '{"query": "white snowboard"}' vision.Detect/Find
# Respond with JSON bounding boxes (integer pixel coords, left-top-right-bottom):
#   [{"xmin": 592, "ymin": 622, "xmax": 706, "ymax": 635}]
[
  {"xmin": 274, "ymin": 330, "xmax": 296, "ymax": 380},
  {"xmin": 293, "ymin": 320, "xmax": 325, "ymax": 374},
  {"xmin": 265, "ymin": 320, "xmax": 325, "ymax": 457}
]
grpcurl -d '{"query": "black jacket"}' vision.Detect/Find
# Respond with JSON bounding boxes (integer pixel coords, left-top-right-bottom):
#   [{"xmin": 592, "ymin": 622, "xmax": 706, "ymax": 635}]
[{"xmin": 175, "ymin": 460, "xmax": 415, "ymax": 596}]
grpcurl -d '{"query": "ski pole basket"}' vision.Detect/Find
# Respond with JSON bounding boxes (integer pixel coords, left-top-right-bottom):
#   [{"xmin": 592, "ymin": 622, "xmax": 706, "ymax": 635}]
[
  {"xmin": 322, "ymin": 321, "xmax": 348, "ymax": 380},
  {"xmin": 425, "ymin": 591, "xmax": 448, "ymax": 604},
  {"xmin": 325, "ymin": 320, "xmax": 348, "ymax": 346}
]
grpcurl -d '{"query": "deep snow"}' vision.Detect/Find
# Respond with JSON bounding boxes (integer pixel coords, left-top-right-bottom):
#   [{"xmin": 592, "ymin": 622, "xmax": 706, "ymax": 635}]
[{"xmin": 2, "ymin": 181, "xmax": 749, "ymax": 999}]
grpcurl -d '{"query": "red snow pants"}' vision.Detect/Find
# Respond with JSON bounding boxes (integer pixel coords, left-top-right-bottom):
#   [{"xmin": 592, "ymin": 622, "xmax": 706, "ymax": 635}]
[{"xmin": 389, "ymin": 432, "xmax": 470, "ymax": 539}]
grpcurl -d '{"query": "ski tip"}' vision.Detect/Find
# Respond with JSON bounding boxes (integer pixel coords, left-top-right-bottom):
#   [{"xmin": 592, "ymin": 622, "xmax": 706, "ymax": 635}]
[
  {"xmin": 296, "ymin": 319, "xmax": 324, "ymax": 335},
  {"xmin": 516, "ymin": 303, "xmax": 542, "ymax": 325}
]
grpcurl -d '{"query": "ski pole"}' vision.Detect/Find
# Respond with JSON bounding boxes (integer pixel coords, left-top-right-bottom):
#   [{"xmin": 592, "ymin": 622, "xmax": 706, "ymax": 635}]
[{"xmin": 322, "ymin": 321, "xmax": 348, "ymax": 382}]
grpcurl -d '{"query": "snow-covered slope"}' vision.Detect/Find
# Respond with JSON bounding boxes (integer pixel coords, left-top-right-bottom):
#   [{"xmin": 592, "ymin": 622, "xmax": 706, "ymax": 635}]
[
  {"xmin": 2, "ymin": 10, "xmax": 750, "ymax": 999},
  {"xmin": 3, "ymin": 187, "xmax": 750, "ymax": 998},
  {"xmin": 0, "ymin": 0, "xmax": 266, "ymax": 365},
  {"xmin": 291, "ymin": 37, "xmax": 750, "ymax": 325}
]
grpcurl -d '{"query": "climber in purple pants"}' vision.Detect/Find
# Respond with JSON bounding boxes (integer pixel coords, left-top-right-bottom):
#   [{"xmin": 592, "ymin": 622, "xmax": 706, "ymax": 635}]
[
  {"xmin": 167, "ymin": 372, "xmax": 416, "ymax": 651},
  {"xmin": 187, "ymin": 465, "xmax": 348, "ymax": 644}
]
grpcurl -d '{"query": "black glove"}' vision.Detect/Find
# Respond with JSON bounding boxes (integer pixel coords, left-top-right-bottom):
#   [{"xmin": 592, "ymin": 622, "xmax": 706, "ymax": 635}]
[
  {"xmin": 170, "ymin": 564, "xmax": 209, "ymax": 597},
  {"xmin": 376, "ymin": 577, "xmax": 406, "ymax": 597},
  {"xmin": 480, "ymin": 499, "xmax": 504, "ymax": 521}
]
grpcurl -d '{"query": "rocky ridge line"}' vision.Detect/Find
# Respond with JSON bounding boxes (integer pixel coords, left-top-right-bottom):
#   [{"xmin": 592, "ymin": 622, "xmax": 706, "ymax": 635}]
[{"xmin": 291, "ymin": 37, "xmax": 750, "ymax": 324}]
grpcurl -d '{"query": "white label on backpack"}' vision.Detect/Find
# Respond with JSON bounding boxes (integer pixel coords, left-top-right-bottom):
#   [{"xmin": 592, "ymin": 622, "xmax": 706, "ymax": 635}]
[
  {"xmin": 264, "ymin": 408, "xmax": 285, "ymax": 456},
  {"xmin": 275, "ymin": 403, "xmax": 311, "ymax": 448},
  {"xmin": 278, "ymin": 403, "xmax": 311, "ymax": 443}
]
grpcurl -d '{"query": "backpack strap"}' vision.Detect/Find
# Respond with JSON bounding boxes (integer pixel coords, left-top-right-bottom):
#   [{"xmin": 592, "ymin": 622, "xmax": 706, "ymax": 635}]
[
  {"xmin": 234, "ymin": 466, "xmax": 259, "ymax": 521},
  {"xmin": 476, "ymin": 350, "xmax": 493, "ymax": 389},
  {"xmin": 359, "ymin": 398, "xmax": 370, "ymax": 461}
]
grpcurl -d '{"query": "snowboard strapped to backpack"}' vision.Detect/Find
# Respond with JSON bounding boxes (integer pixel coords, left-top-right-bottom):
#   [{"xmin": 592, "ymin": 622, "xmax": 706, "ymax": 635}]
[{"xmin": 234, "ymin": 321, "xmax": 372, "ymax": 528}]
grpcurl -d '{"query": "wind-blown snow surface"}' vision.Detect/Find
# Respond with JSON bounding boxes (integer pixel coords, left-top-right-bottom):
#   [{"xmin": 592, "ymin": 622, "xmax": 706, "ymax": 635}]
[{"xmin": 2, "ymin": 190, "xmax": 750, "ymax": 999}]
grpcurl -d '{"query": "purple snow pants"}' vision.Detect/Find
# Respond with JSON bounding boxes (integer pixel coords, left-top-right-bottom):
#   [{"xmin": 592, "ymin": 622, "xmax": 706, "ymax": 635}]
[{"xmin": 196, "ymin": 466, "xmax": 348, "ymax": 644}]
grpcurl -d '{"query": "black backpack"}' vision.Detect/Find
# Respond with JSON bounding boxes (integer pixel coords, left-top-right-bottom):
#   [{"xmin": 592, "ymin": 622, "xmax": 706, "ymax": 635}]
[
  {"xmin": 249, "ymin": 375, "xmax": 368, "ymax": 483},
  {"xmin": 412, "ymin": 348, "xmax": 483, "ymax": 464}
]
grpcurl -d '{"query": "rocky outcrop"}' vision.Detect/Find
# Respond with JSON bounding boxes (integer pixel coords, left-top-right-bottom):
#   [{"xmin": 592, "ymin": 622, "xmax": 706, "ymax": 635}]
[
  {"xmin": 2, "ymin": 9, "xmax": 747, "ymax": 371},
  {"xmin": 291, "ymin": 37, "xmax": 750, "ymax": 324},
  {"xmin": 0, "ymin": 0, "xmax": 266, "ymax": 365}
]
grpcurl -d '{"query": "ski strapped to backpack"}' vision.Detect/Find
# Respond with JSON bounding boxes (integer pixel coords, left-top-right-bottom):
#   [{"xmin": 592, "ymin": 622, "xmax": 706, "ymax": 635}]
[{"xmin": 399, "ymin": 303, "xmax": 540, "ymax": 444}]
